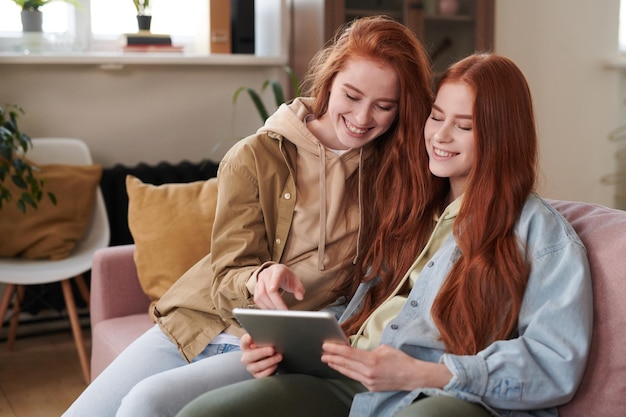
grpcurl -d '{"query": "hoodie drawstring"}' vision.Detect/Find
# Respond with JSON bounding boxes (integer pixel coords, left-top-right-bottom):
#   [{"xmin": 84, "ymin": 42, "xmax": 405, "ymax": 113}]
[
  {"xmin": 317, "ymin": 145, "xmax": 364, "ymax": 269},
  {"xmin": 353, "ymin": 147, "xmax": 363, "ymax": 264},
  {"xmin": 318, "ymin": 142, "xmax": 327, "ymax": 270}
]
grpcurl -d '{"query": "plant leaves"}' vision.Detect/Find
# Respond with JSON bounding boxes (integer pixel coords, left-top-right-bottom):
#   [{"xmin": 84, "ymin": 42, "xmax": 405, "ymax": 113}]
[
  {"xmin": 282, "ymin": 65, "xmax": 301, "ymax": 96},
  {"xmin": 21, "ymin": 191, "xmax": 37, "ymax": 208},
  {"xmin": 0, "ymin": 103, "xmax": 51, "ymax": 212},
  {"xmin": 234, "ymin": 87, "xmax": 269, "ymax": 122},
  {"xmin": 11, "ymin": 174, "xmax": 27, "ymax": 189},
  {"xmin": 48, "ymin": 191, "xmax": 57, "ymax": 205},
  {"xmin": 231, "ymin": 65, "xmax": 300, "ymax": 123},
  {"xmin": 267, "ymin": 80, "xmax": 285, "ymax": 108}
]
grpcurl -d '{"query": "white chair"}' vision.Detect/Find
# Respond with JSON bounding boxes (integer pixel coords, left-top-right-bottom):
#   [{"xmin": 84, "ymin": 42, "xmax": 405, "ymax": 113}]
[{"xmin": 0, "ymin": 137, "xmax": 110, "ymax": 384}]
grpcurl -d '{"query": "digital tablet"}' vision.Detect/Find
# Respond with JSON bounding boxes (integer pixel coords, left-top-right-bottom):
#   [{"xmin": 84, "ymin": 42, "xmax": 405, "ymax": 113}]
[{"xmin": 232, "ymin": 308, "xmax": 349, "ymax": 379}]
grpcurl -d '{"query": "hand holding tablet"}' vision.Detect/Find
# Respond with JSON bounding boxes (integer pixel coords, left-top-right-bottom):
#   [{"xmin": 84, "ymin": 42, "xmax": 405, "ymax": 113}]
[{"xmin": 232, "ymin": 308, "xmax": 349, "ymax": 379}]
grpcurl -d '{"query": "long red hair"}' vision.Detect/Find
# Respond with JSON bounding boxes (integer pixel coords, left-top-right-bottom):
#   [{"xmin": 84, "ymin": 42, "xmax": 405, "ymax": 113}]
[
  {"xmin": 344, "ymin": 53, "xmax": 538, "ymax": 355},
  {"xmin": 305, "ymin": 16, "xmax": 434, "ymax": 306}
]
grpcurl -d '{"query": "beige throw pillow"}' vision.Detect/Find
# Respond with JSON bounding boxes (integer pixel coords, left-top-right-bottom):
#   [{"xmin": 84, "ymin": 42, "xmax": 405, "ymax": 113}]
[
  {"xmin": 0, "ymin": 163, "xmax": 103, "ymax": 260},
  {"xmin": 125, "ymin": 175, "xmax": 218, "ymax": 315}
]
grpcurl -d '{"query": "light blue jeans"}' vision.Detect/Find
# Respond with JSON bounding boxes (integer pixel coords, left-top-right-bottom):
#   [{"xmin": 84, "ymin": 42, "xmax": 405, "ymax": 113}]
[{"xmin": 62, "ymin": 324, "xmax": 252, "ymax": 417}]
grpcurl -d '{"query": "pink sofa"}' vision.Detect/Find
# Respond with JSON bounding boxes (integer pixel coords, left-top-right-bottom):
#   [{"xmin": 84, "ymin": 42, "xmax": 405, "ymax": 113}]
[
  {"xmin": 89, "ymin": 200, "xmax": 626, "ymax": 417},
  {"xmin": 90, "ymin": 244, "xmax": 154, "ymax": 380}
]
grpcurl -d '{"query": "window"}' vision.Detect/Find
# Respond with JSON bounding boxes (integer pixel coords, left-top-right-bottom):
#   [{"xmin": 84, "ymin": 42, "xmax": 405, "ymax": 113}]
[
  {"xmin": 1, "ymin": 0, "xmax": 209, "ymax": 54},
  {"xmin": 89, "ymin": 0, "xmax": 203, "ymax": 52},
  {"xmin": 0, "ymin": 0, "xmax": 286, "ymax": 59},
  {"xmin": 91, "ymin": 0, "xmax": 200, "ymax": 37},
  {"xmin": 0, "ymin": 2, "xmax": 73, "ymax": 33}
]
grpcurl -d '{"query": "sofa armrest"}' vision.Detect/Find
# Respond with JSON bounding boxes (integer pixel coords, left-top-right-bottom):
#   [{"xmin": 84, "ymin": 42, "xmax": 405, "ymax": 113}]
[
  {"xmin": 90, "ymin": 244, "xmax": 151, "ymax": 327},
  {"xmin": 550, "ymin": 200, "xmax": 626, "ymax": 417}
]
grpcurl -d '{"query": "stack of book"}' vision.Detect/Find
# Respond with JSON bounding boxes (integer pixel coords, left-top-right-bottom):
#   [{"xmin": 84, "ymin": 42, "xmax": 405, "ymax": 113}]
[
  {"xmin": 120, "ymin": 32, "xmax": 184, "ymax": 53},
  {"xmin": 209, "ymin": 0, "xmax": 255, "ymax": 54}
]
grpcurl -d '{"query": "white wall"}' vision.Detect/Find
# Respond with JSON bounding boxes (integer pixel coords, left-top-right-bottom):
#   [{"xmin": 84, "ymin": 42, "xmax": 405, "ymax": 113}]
[
  {"xmin": 495, "ymin": 0, "xmax": 622, "ymax": 208},
  {"xmin": 0, "ymin": 63, "xmax": 285, "ymax": 166}
]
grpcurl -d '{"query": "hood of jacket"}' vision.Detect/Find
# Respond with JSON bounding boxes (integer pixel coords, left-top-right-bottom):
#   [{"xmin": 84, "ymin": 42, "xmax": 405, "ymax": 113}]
[{"xmin": 258, "ymin": 97, "xmax": 367, "ymax": 269}]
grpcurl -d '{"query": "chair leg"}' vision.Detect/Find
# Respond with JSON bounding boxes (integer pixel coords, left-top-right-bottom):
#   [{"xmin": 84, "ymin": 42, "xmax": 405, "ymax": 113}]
[
  {"xmin": 0, "ymin": 283, "xmax": 16, "ymax": 335},
  {"xmin": 74, "ymin": 274, "xmax": 90, "ymax": 308},
  {"xmin": 7, "ymin": 285, "xmax": 25, "ymax": 351},
  {"xmin": 61, "ymin": 279, "xmax": 90, "ymax": 384}
]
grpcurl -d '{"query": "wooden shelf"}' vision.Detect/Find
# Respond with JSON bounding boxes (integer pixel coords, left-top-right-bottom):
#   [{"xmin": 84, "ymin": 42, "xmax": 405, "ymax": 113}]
[
  {"xmin": 325, "ymin": 0, "xmax": 494, "ymax": 74},
  {"xmin": 345, "ymin": 8, "xmax": 403, "ymax": 20},
  {"xmin": 0, "ymin": 51, "xmax": 288, "ymax": 67},
  {"xmin": 424, "ymin": 14, "xmax": 474, "ymax": 23}
]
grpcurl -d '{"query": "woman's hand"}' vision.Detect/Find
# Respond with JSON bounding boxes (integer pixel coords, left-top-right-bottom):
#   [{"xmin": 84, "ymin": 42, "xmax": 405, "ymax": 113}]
[
  {"xmin": 240, "ymin": 333, "xmax": 283, "ymax": 378},
  {"xmin": 321, "ymin": 343, "xmax": 453, "ymax": 392},
  {"xmin": 254, "ymin": 264, "xmax": 306, "ymax": 310}
]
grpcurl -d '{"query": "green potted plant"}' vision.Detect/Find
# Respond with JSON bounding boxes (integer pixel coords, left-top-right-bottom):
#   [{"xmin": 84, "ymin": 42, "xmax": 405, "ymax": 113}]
[
  {"xmin": 0, "ymin": 103, "xmax": 55, "ymax": 213},
  {"xmin": 132, "ymin": 0, "xmax": 150, "ymax": 15},
  {"xmin": 10, "ymin": 0, "xmax": 80, "ymax": 32},
  {"xmin": 132, "ymin": 0, "xmax": 151, "ymax": 31}
]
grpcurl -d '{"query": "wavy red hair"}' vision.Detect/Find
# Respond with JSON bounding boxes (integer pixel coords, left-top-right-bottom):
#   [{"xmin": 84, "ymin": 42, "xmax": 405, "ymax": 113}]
[
  {"xmin": 343, "ymin": 53, "xmax": 538, "ymax": 355},
  {"xmin": 305, "ymin": 16, "xmax": 434, "ymax": 307}
]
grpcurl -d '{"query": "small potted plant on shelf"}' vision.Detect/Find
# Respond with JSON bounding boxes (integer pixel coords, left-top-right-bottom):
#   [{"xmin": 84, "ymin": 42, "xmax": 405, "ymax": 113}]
[
  {"xmin": 132, "ymin": 0, "xmax": 151, "ymax": 31},
  {"xmin": 10, "ymin": 0, "xmax": 80, "ymax": 32},
  {"xmin": 0, "ymin": 103, "xmax": 55, "ymax": 213}
]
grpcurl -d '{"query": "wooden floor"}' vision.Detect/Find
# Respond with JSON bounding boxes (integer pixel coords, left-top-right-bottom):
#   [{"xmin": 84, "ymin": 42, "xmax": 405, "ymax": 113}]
[{"xmin": 0, "ymin": 328, "xmax": 89, "ymax": 417}]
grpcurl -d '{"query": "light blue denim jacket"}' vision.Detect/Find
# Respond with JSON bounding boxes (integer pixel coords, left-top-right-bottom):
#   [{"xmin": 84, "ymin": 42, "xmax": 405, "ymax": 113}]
[{"xmin": 338, "ymin": 194, "xmax": 593, "ymax": 417}]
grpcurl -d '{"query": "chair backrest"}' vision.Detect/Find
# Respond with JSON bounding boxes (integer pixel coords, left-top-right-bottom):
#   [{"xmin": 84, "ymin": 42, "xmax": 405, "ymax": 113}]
[
  {"xmin": 0, "ymin": 138, "xmax": 110, "ymax": 283},
  {"xmin": 29, "ymin": 137, "xmax": 93, "ymax": 165}
]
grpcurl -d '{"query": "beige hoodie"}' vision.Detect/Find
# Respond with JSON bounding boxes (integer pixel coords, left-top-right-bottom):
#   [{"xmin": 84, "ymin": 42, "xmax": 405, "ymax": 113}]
[
  {"xmin": 254, "ymin": 98, "xmax": 367, "ymax": 308},
  {"xmin": 156, "ymin": 98, "xmax": 371, "ymax": 360}
]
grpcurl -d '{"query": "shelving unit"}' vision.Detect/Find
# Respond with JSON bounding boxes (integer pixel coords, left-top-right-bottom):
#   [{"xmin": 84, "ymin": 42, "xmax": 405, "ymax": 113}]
[{"xmin": 324, "ymin": 0, "xmax": 494, "ymax": 75}]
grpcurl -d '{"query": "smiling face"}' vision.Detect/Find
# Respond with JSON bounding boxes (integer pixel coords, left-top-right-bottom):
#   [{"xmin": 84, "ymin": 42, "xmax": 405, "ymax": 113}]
[
  {"xmin": 311, "ymin": 57, "xmax": 400, "ymax": 150},
  {"xmin": 424, "ymin": 81, "xmax": 476, "ymax": 201}
]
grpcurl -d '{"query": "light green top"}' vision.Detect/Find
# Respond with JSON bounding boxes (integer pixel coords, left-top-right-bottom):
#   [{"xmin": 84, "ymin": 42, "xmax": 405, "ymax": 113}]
[{"xmin": 352, "ymin": 196, "xmax": 462, "ymax": 351}]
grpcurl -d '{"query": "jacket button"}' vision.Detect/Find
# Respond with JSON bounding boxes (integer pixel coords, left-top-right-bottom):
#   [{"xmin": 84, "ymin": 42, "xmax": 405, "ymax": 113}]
[
  {"xmin": 410, "ymin": 300, "xmax": 418, "ymax": 307},
  {"xmin": 426, "ymin": 261, "xmax": 434, "ymax": 267},
  {"xmin": 275, "ymin": 238, "xmax": 281, "ymax": 245},
  {"xmin": 284, "ymin": 193, "xmax": 291, "ymax": 200},
  {"xmin": 390, "ymin": 324, "xmax": 398, "ymax": 330}
]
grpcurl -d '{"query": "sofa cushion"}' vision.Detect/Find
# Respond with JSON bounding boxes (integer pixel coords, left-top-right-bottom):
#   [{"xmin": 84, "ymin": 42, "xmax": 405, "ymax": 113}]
[
  {"xmin": 550, "ymin": 200, "xmax": 626, "ymax": 417},
  {"xmin": 126, "ymin": 175, "xmax": 218, "ymax": 319},
  {"xmin": 0, "ymin": 163, "xmax": 102, "ymax": 260},
  {"xmin": 100, "ymin": 160, "xmax": 219, "ymax": 246}
]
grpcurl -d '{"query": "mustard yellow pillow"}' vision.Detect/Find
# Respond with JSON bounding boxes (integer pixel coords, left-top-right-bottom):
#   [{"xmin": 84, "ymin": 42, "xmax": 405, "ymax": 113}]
[
  {"xmin": 0, "ymin": 163, "xmax": 103, "ymax": 260},
  {"xmin": 126, "ymin": 175, "xmax": 218, "ymax": 314}
]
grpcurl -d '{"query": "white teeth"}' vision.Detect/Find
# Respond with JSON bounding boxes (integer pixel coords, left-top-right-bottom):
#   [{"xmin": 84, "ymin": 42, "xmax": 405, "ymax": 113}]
[
  {"xmin": 434, "ymin": 148, "xmax": 455, "ymax": 157},
  {"xmin": 345, "ymin": 119, "xmax": 367, "ymax": 134}
]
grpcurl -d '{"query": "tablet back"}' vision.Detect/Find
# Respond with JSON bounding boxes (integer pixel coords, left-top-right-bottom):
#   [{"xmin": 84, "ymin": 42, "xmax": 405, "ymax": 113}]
[{"xmin": 233, "ymin": 308, "xmax": 349, "ymax": 379}]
